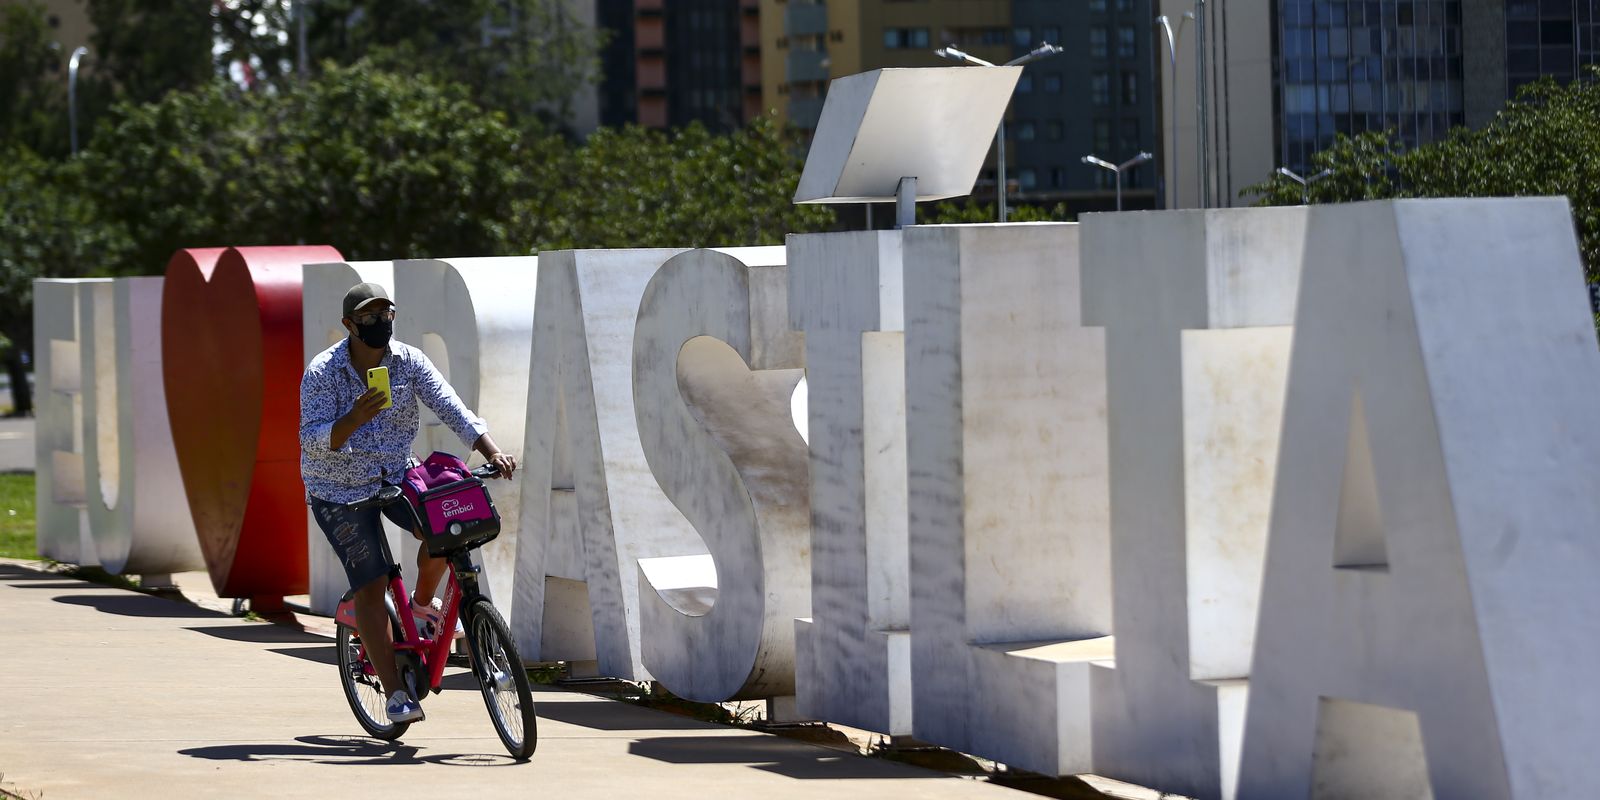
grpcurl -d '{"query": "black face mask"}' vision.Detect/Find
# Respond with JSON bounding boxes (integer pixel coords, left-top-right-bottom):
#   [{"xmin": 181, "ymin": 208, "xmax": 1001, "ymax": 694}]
[{"xmin": 353, "ymin": 318, "xmax": 393, "ymax": 349}]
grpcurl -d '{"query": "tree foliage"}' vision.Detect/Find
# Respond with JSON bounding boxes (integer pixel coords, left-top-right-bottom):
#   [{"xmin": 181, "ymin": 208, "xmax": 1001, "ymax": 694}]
[
  {"xmin": 0, "ymin": 145, "xmax": 132, "ymax": 348},
  {"xmin": 526, "ymin": 119, "xmax": 834, "ymax": 250},
  {"xmin": 0, "ymin": 1, "xmax": 69, "ymax": 158},
  {"xmin": 212, "ymin": 0, "xmax": 602, "ymax": 130},
  {"xmin": 1244, "ymin": 70, "xmax": 1600, "ymax": 299},
  {"xmin": 67, "ymin": 63, "xmax": 829, "ymax": 273}
]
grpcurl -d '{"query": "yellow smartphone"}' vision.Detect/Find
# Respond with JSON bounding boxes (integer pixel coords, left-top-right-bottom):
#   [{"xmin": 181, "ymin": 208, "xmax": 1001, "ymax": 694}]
[{"xmin": 366, "ymin": 366, "xmax": 393, "ymax": 409}]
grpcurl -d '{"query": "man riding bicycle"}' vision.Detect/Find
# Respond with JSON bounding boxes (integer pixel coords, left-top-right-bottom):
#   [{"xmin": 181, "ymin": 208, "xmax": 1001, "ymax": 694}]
[{"xmin": 300, "ymin": 282, "xmax": 517, "ymax": 724}]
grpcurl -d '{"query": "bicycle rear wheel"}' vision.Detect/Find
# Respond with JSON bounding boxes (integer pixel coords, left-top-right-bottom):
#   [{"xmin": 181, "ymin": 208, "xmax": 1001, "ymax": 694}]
[
  {"xmin": 463, "ymin": 599, "xmax": 537, "ymax": 759},
  {"xmin": 336, "ymin": 622, "xmax": 410, "ymax": 740}
]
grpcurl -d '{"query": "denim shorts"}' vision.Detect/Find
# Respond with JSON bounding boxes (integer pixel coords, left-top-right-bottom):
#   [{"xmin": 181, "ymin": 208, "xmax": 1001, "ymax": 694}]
[{"xmin": 309, "ymin": 491, "xmax": 421, "ymax": 591}]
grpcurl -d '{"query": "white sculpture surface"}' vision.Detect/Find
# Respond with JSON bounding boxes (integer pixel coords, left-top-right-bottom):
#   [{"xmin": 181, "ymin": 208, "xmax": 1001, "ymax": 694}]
[
  {"xmin": 1238, "ymin": 198, "xmax": 1600, "ymax": 800},
  {"xmin": 632, "ymin": 248, "xmax": 808, "ymax": 702},
  {"xmin": 33, "ymin": 279, "xmax": 105, "ymax": 566},
  {"xmin": 904, "ymin": 223, "xmax": 1112, "ymax": 775},
  {"xmin": 1080, "ymin": 207, "xmax": 1307, "ymax": 800},
  {"xmin": 512, "ymin": 248, "xmax": 708, "ymax": 677},
  {"xmin": 79, "ymin": 278, "xmax": 204, "ymax": 577},
  {"xmin": 394, "ymin": 257, "xmax": 537, "ymax": 614},
  {"xmin": 301, "ymin": 261, "xmax": 406, "ymax": 614},
  {"xmin": 787, "ymin": 230, "xmax": 913, "ymax": 735}
]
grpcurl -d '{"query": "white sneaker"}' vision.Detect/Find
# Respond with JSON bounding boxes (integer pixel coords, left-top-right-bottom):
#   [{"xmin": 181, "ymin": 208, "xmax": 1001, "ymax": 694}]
[
  {"xmin": 412, "ymin": 597, "xmax": 465, "ymax": 641},
  {"xmin": 385, "ymin": 690, "xmax": 425, "ymax": 723}
]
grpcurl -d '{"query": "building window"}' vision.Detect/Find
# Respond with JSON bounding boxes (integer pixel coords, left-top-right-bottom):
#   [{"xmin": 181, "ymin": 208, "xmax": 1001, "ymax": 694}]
[
  {"xmin": 1018, "ymin": 74, "xmax": 1034, "ymax": 93},
  {"xmin": 1089, "ymin": 0, "xmax": 1107, "ymax": 11},
  {"xmin": 1116, "ymin": 0, "xmax": 1134, "ymax": 11},
  {"xmin": 1044, "ymin": 73, "xmax": 1063, "ymax": 93},
  {"xmin": 1094, "ymin": 119, "xmax": 1112, "ymax": 152},
  {"xmin": 1051, "ymin": 167, "xmax": 1068, "ymax": 188},
  {"xmin": 1091, "ymin": 27, "xmax": 1109, "ymax": 59},
  {"xmin": 1019, "ymin": 168, "xmax": 1038, "ymax": 190},
  {"xmin": 1043, "ymin": 26, "xmax": 1061, "ymax": 44},
  {"xmin": 883, "ymin": 28, "xmax": 929, "ymax": 49},
  {"xmin": 1117, "ymin": 25, "xmax": 1137, "ymax": 59},
  {"xmin": 1092, "ymin": 72, "xmax": 1110, "ymax": 106},
  {"xmin": 1018, "ymin": 122, "xmax": 1037, "ymax": 141},
  {"xmin": 1122, "ymin": 71, "xmax": 1139, "ymax": 105},
  {"xmin": 1046, "ymin": 120, "xmax": 1063, "ymax": 140},
  {"xmin": 1014, "ymin": 26, "xmax": 1032, "ymax": 48}
]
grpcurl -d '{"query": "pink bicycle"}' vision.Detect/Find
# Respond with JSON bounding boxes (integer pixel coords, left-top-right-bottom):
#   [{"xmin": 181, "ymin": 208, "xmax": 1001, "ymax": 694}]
[{"xmin": 331, "ymin": 463, "xmax": 537, "ymax": 760}]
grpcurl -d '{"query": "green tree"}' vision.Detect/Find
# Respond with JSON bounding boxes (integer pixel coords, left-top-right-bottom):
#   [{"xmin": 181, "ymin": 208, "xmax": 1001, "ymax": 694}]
[
  {"xmin": 924, "ymin": 199, "xmax": 1073, "ymax": 225},
  {"xmin": 0, "ymin": 145, "xmax": 133, "ymax": 413},
  {"xmin": 84, "ymin": 0, "xmax": 215, "ymax": 105},
  {"xmin": 0, "ymin": 1, "xmax": 69, "ymax": 158},
  {"xmin": 80, "ymin": 60, "xmax": 533, "ymax": 272},
  {"xmin": 1243, "ymin": 71, "xmax": 1600, "ymax": 320},
  {"xmin": 214, "ymin": 0, "xmax": 602, "ymax": 129},
  {"xmin": 528, "ymin": 118, "xmax": 835, "ymax": 251}
]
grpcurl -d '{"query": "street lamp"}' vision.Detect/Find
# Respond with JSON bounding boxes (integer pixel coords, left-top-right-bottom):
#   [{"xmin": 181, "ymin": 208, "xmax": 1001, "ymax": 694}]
[
  {"xmin": 68, "ymin": 46, "xmax": 89, "ymax": 155},
  {"xmin": 935, "ymin": 42, "xmax": 1064, "ymax": 223},
  {"xmin": 1275, "ymin": 167, "xmax": 1333, "ymax": 205},
  {"xmin": 1082, "ymin": 152, "xmax": 1154, "ymax": 212},
  {"xmin": 1157, "ymin": 12, "xmax": 1194, "ymax": 209}
]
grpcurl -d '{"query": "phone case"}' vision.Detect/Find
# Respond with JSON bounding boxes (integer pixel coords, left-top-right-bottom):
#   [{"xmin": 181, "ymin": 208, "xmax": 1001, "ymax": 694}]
[{"xmin": 367, "ymin": 366, "xmax": 393, "ymax": 409}]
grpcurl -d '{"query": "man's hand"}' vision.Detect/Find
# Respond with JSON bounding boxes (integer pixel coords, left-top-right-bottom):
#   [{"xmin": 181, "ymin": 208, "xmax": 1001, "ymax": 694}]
[
  {"xmin": 487, "ymin": 451, "xmax": 518, "ymax": 479},
  {"xmin": 329, "ymin": 388, "xmax": 387, "ymax": 450},
  {"xmin": 345, "ymin": 387, "xmax": 388, "ymax": 427}
]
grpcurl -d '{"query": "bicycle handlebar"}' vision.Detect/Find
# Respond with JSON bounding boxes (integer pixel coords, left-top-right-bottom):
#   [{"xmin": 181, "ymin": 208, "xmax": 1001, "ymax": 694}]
[{"xmin": 343, "ymin": 462, "xmax": 503, "ymax": 512}]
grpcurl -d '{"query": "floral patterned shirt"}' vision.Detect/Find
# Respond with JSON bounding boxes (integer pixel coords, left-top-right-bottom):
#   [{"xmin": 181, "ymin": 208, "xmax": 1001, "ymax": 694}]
[{"xmin": 299, "ymin": 337, "xmax": 488, "ymax": 504}]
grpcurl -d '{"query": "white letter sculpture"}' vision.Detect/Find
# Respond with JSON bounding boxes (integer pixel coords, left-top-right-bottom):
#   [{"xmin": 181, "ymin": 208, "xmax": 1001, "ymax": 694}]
[
  {"xmin": 904, "ymin": 223, "xmax": 1112, "ymax": 775},
  {"xmin": 787, "ymin": 230, "xmax": 914, "ymax": 735},
  {"xmin": 1238, "ymin": 198, "xmax": 1600, "ymax": 799},
  {"xmin": 513, "ymin": 248, "xmax": 740, "ymax": 678},
  {"xmin": 34, "ymin": 278, "xmax": 202, "ymax": 578},
  {"xmin": 632, "ymin": 247, "xmax": 809, "ymax": 703},
  {"xmin": 80, "ymin": 278, "xmax": 204, "ymax": 579},
  {"xmin": 395, "ymin": 257, "xmax": 537, "ymax": 615},
  {"xmin": 34, "ymin": 279, "xmax": 104, "ymax": 566},
  {"xmin": 1080, "ymin": 207, "xmax": 1308, "ymax": 799}
]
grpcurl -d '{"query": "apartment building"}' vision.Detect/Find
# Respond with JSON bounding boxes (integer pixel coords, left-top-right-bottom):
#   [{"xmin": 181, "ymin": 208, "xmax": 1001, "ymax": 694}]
[{"xmin": 596, "ymin": 0, "xmax": 764, "ymax": 131}]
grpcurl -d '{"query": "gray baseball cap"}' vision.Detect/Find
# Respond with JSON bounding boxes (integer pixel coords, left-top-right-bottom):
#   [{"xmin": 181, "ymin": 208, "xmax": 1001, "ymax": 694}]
[{"xmin": 342, "ymin": 282, "xmax": 392, "ymax": 318}]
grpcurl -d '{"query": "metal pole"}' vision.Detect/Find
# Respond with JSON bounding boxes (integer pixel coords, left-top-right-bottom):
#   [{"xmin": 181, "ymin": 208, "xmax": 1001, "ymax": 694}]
[
  {"xmin": 1158, "ymin": 15, "xmax": 1186, "ymax": 209},
  {"xmin": 68, "ymin": 46, "xmax": 88, "ymax": 155},
  {"xmin": 1116, "ymin": 170, "xmax": 1124, "ymax": 212},
  {"xmin": 296, "ymin": 1, "xmax": 309, "ymax": 77},
  {"xmin": 895, "ymin": 177, "xmax": 917, "ymax": 229},
  {"xmin": 1195, "ymin": 0, "xmax": 1208, "ymax": 209},
  {"xmin": 997, "ymin": 123, "xmax": 1008, "ymax": 222}
]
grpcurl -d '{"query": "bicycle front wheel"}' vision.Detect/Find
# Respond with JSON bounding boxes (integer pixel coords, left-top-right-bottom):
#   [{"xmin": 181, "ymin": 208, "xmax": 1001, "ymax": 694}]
[
  {"xmin": 336, "ymin": 622, "xmax": 409, "ymax": 740},
  {"xmin": 463, "ymin": 599, "xmax": 537, "ymax": 759}
]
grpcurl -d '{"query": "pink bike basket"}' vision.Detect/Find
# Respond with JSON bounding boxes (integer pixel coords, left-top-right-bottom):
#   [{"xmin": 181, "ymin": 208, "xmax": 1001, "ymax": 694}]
[{"xmin": 400, "ymin": 452, "xmax": 501, "ymax": 556}]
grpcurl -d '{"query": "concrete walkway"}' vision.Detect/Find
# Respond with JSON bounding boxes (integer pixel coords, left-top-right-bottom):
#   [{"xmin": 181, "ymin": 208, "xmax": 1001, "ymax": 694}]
[
  {"xmin": 0, "ymin": 418, "xmax": 32, "ymax": 473},
  {"xmin": 0, "ymin": 559, "xmax": 1027, "ymax": 800}
]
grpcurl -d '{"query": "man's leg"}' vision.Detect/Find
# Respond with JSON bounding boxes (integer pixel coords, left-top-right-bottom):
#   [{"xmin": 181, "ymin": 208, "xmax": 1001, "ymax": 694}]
[
  {"xmin": 352, "ymin": 574, "xmax": 403, "ymax": 697},
  {"xmin": 413, "ymin": 535, "xmax": 449, "ymax": 607}
]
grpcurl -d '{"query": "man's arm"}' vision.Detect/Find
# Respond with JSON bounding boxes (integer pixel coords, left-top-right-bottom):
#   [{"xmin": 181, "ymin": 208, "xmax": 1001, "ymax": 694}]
[{"xmin": 411, "ymin": 351, "xmax": 516, "ymax": 477}]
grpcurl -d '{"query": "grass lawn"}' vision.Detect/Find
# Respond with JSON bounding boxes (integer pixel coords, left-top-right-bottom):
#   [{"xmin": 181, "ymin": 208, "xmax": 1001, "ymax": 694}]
[{"xmin": 0, "ymin": 472, "xmax": 37, "ymax": 559}]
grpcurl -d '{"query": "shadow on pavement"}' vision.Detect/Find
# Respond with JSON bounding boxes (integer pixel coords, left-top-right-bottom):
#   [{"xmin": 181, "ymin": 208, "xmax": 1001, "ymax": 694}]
[
  {"xmin": 268, "ymin": 645, "xmax": 338, "ymax": 666},
  {"xmin": 628, "ymin": 736, "xmax": 941, "ymax": 781},
  {"xmin": 4, "ymin": 581, "xmax": 119, "ymax": 590},
  {"xmin": 534, "ymin": 697, "xmax": 712, "ymax": 732},
  {"xmin": 187, "ymin": 624, "xmax": 326, "ymax": 644},
  {"xmin": 178, "ymin": 734, "xmax": 524, "ymax": 767},
  {"xmin": 53, "ymin": 593, "xmax": 229, "ymax": 619},
  {"xmin": 0, "ymin": 564, "xmax": 67, "ymax": 581}
]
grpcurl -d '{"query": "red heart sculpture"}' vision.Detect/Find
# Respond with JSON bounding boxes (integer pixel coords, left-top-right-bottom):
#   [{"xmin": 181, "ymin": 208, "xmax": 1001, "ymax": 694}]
[{"xmin": 163, "ymin": 245, "xmax": 341, "ymax": 598}]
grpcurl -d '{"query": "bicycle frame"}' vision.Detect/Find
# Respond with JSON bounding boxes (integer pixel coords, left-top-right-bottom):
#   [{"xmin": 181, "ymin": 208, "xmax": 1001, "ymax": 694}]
[{"xmin": 354, "ymin": 548, "xmax": 484, "ymax": 695}]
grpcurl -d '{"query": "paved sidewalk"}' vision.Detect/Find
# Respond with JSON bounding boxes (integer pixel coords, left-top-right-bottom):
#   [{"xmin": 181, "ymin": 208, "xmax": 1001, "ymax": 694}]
[
  {"xmin": 0, "ymin": 418, "xmax": 32, "ymax": 473},
  {"xmin": 0, "ymin": 559, "xmax": 1026, "ymax": 800}
]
